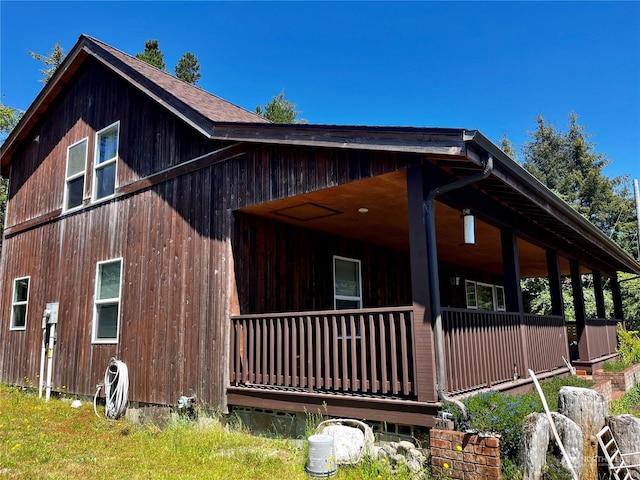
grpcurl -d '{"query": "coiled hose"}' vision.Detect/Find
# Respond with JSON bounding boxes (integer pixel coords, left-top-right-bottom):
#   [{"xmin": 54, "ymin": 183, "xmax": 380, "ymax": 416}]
[{"xmin": 93, "ymin": 357, "xmax": 129, "ymax": 420}]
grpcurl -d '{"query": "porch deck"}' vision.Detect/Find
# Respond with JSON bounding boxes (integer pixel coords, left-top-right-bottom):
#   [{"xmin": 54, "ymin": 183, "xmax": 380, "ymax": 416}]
[{"xmin": 227, "ymin": 306, "xmax": 614, "ymax": 425}]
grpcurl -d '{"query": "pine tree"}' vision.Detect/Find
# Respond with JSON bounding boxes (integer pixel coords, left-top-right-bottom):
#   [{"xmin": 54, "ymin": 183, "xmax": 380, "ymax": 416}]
[
  {"xmin": 135, "ymin": 40, "xmax": 166, "ymax": 70},
  {"xmin": 28, "ymin": 41, "xmax": 66, "ymax": 84},
  {"xmin": 256, "ymin": 91, "xmax": 306, "ymax": 124},
  {"xmin": 175, "ymin": 52, "xmax": 201, "ymax": 85}
]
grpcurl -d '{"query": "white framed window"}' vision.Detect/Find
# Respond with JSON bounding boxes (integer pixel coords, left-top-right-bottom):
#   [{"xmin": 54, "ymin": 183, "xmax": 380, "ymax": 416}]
[
  {"xmin": 333, "ymin": 256, "xmax": 362, "ymax": 310},
  {"xmin": 93, "ymin": 121, "xmax": 119, "ymax": 201},
  {"xmin": 64, "ymin": 137, "xmax": 88, "ymax": 211},
  {"xmin": 92, "ymin": 258, "xmax": 123, "ymax": 343},
  {"xmin": 465, "ymin": 280, "xmax": 506, "ymax": 311},
  {"xmin": 10, "ymin": 276, "xmax": 30, "ymax": 330},
  {"xmin": 465, "ymin": 280, "xmax": 477, "ymax": 309}
]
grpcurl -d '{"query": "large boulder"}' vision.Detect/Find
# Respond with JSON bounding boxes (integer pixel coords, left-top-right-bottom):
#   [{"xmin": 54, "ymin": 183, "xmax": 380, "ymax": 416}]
[
  {"xmin": 558, "ymin": 386, "xmax": 607, "ymax": 437},
  {"xmin": 550, "ymin": 412, "xmax": 583, "ymax": 476},
  {"xmin": 607, "ymin": 415, "xmax": 640, "ymax": 477},
  {"xmin": 521, "ymin": 413, "xmax": 550, "ymax": 480},
  {"xmin": 520, "ymin": 412, "xmax": 583, "ymax": 480}
]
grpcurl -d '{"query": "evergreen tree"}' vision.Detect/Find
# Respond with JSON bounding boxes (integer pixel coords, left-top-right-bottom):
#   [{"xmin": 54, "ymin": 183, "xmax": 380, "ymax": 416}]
[
  {"xmin": 522, "ymin": 113, "xmax": 637, "ymax": 256},
  {"xmin": 518, "ymin": 113, "xmax": 639, "ymax": 320},
  {"xmin": 135, "ymin": 40, "xmax": 166, "ymax": 70},
  {"xmin": 256, "ymin": 91, "xmax": 306, "ymax": 124},
  {"xmin": 175, "ymin": 52, "xmax": 201, "ymax": 85},
  {"xmin": 28, "ymin": 41, "xmax": 66, "ymax": 84}
]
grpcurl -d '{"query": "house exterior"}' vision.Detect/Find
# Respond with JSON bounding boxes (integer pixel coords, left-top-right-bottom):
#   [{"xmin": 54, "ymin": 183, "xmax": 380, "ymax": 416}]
[{"xmin": 1, "ymin": 35, "xmax": 638, "ymax": 427}]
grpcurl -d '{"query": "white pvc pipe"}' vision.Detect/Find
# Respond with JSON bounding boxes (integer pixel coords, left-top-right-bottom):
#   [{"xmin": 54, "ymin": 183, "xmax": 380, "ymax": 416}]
[
  {"xmin": 45, "ymin": 323, "xmax": 56, "ymax": 402},
  {"xmin": 529, "ymin": 369, "xmax": 579, "ymax": 480}
]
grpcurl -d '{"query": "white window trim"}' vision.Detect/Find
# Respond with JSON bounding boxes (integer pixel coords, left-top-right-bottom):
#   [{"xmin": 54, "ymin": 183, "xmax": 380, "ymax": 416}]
[
  {"xmin": 10, "ymin": 276, "xmax": 30, "ymax": 331},
  {"xmin": 63, "ymin": 137, "xmax": 88, "ymax": 212},
  {"xmin": 333, "ymin": 255, "xmax": 363, "ymax": 310},
  {"xmin": 495, "ymin": 285, "xmax": 506, "ymax": 311},
  {"xmin": 92, "ymin": 258, "xmax": 123, "ymax": 344},
  {"xmin": 465, "ymin": 280, "xmax": 506, "ymax": 311},
  {"xmin": 92, "ymin": 121, "xmax": 119, "ymax": 203}
]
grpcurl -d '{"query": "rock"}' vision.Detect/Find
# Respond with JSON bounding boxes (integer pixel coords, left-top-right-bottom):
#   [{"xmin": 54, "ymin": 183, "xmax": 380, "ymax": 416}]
[
  {"xmin": 550, "ymin": 412, "xmax": 583, "ymax": 476},
  {"xmin": 372, "ymin": 440, "xmax": 427, "ymax": 479},
  {"xmin": 521, "ymin": 413, "xmax": 550, "ymax": 480},
  {"xmin": 558, "ymin": 386, "xmax": 607, "ymax": 437},
  {"xmin": 607, "ymin": 415, "xmax": 640, "ymax": 477}
]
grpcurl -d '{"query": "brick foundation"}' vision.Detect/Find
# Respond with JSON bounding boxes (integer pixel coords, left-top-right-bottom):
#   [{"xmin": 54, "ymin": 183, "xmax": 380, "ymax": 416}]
[{"xmin": 430, "ymin": 429, "xmax": 501, "ymax": 479}]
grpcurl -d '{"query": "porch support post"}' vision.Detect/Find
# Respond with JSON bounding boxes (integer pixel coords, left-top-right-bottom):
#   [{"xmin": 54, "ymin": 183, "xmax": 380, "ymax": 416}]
[
  {"xmin": 592, "ymin": 270, "xmax": 606, "ymax": 320},
  {"xmin": 570, "ymin": 259, "xmax": 590, "ymax": 361},
  {"xmin": 611, "ymin": 275, "xmax": 624, "ymax": 323},
  {"xmin": 545, "ymin": 249, "xmax": 564, "ymax": 317},
  {"xmin": 407, "ymin": 165, "xmax": 437, "ymax": 403},
  {"xmin": 500, "ymin": 227, "xmax": 529, "ymax": 374}
]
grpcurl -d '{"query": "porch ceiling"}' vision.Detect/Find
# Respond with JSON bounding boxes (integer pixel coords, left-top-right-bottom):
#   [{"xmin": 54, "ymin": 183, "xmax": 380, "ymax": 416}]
[{"xmin": 239, "ymin": 170, "xmax": 568, "ymax": 278}]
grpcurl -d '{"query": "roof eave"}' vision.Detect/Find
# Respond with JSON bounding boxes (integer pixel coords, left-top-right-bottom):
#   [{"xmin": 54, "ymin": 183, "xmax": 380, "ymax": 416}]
[{"xmin": 467, "ymin": 130, "xmax": 640, "ymax": 275}]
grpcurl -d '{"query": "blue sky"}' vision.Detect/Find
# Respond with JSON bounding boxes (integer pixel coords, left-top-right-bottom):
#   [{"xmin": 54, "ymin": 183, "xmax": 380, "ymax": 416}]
[{"xmin": 1, "ymin": 1, "xmax": 639, "ymax": 181}]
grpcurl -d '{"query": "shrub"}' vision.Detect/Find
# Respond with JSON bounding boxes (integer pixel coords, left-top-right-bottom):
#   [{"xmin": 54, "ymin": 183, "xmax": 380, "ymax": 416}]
[
  {"xmin": 617, "ymin": 325, "xmax": 640, "ymax": 365},
  {"xmin": 444, "ymin": 376, "xmax": 593, "ymax": 464}
]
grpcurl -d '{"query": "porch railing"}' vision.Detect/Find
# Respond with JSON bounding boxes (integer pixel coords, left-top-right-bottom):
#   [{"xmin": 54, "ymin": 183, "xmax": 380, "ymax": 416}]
[
  {"xmin": 442, "ymin": 308, "xmax": 524, "ymax": 394},
  {"xmin": 524, "ymin": 314, "xmax": 569, "ymax": 372},
  {"xmin": 442, "ymin": 309, "xmax": 569, "ymax": 394},
  {"xmin": 229, "ymin": 306, "xmax": 416, "ymax": 398},
  {"xmin": 585, "ymin": 318, "xmax": 618, "ymax": 359}
]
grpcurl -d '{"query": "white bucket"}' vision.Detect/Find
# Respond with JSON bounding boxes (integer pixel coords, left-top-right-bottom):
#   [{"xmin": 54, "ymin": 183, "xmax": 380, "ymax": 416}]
[{"xmin": 306, "ymin": 433, "xmax": 337, "ymax": 478}]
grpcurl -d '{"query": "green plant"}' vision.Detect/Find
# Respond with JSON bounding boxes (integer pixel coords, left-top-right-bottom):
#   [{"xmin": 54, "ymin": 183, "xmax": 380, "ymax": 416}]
[
  {"xmin": 602, "ymin": 360, "xmax": 632, "ymax": 372},
  {"xmin": 303, "ymin": 402, "xmax": 328, "ymax": 438},
  {"xmin": 617, "ymin": 325, "xmax": 640, "ymax": 365},
  {"xmin": 610, "ymin": 383, "xmax": 640, "ymax": 417},
  {"xmin": 541, "ymin": 453, "xmax": 573, "ymax": 480},
  {"xmin": 444, "ymin": 376, "xmax": 593, "ymax": 472}
]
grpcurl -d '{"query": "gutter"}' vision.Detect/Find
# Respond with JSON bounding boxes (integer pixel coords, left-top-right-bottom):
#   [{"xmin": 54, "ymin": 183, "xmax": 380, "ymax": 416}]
[{"xmin": 426, "ymin": 141, "xmax": 494, "ymax": 422}]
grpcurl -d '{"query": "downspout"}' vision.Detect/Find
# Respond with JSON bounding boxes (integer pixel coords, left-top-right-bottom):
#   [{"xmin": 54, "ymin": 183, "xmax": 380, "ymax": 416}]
[{"xmin": 426, "ymin": 151, "xmax": 494, "ymax": 422}]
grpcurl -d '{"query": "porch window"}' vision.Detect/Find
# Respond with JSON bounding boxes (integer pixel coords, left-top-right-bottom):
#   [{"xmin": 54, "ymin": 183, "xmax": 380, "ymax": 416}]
[
  {"xmin": 465, "ymin": 280, "xmax": 506, "ymax": 311},
  {"xmin": 92, "ymin": 258, "xmax": 122, "ymax": 343},
  {"xmin": 93, "ymin": 122, "xmax": 119, "ymax": 201},
  {"xmin": 64, "ymin": 138, "xmax": 87, "ymax": 211},
  {"xmin": 333, "ymin": 256, "xmax": 362, "ymax": 309},
  {"xmin": 10, "ymin": 276, "xmax": 30, "ymax": 330}
]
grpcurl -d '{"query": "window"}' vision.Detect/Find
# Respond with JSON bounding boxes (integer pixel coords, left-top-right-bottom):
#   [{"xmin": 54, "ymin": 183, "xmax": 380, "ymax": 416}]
[
  {"xmin": 93, "ymin": 259, "xmax": 122, "ymax": 343},
  {"xmin": 333, "ymin": 256, "xmax": 362, "ymax": 310},
  {"xmin": 10, "ymin": 276, "xmax": 30, "ymax": 330},
  {"xmin": 64, "ymin": 138, "xmax": 87, "ymax": 210},
  {"xmin": 465, "ymin": 280, "xmax": 477, "ymax": 309},
  {"xmin": 465, "ymin": 280, "xmax": 506, "ymax": 311},
  {"xmin": 93, "ymin": 122, "xmax": 119, "ymax": 200}
]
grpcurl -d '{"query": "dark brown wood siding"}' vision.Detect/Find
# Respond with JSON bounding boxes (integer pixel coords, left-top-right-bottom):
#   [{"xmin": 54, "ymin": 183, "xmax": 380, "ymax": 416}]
[
  {"xmin": 1, "ymin": 55, "xmax": 422, "ymax": 409},
  {"xmin": 233, "ymin": 213, "xmax": 413, "ymax": 314}
]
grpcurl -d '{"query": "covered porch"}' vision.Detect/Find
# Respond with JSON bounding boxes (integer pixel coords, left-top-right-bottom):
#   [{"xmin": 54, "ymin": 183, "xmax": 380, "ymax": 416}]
[{"xmin": 226, "ymin": 149, "xmax": 627, "ymax": 426}]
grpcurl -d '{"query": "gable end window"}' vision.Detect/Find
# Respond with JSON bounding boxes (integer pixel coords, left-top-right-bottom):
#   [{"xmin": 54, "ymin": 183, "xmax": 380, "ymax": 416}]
[
  {"xmin": 93, "ymin": 122, "xmax": 119, "ymax": 201},
  {"xmin": 10, "ymin": 276, "xmax": 30, "ymax": 330},
  {"xmin": 92, "ymin": 258, "xmax": 123, "ymax": 343},
  {"xmin": 64, "ymin": 138, "xmax": 88, "ymax": 211}
]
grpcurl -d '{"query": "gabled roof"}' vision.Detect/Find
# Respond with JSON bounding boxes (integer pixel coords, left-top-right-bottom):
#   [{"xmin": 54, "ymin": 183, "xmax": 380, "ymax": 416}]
[
  {"xmin": 1, "ymin": 34, "xmax": 267, "ymax": 171},
  {"xmin": 2, "ymin": 36, "xmax": 638, "ymax": 275}
]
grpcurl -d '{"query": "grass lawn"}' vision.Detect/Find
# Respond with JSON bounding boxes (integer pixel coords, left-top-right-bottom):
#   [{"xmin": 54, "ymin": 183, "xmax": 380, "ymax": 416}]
[{"xmin": 0, "ymin": 384, "xmax": 410, "ymax": 480}]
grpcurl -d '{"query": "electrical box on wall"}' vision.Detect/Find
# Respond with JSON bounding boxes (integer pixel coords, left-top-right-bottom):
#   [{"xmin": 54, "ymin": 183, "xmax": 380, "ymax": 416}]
[{"xmin": 45, "ymin": 303, "xmax": 59, "ymax": 324}]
